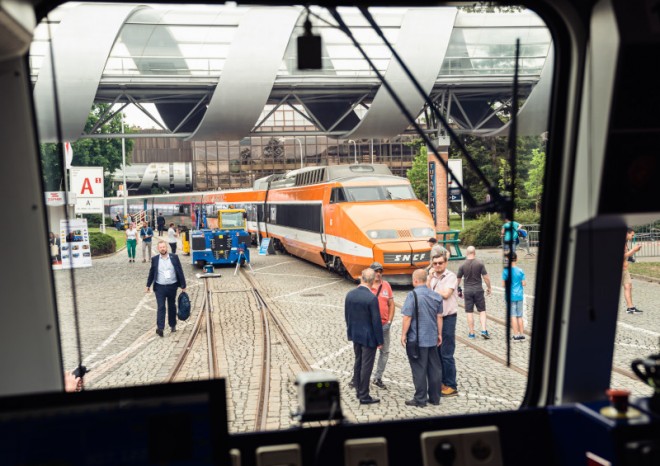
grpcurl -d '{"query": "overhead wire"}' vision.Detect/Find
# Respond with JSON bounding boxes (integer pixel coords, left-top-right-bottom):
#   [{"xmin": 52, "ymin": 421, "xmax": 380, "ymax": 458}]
[{"xmin": 356, "ymin": 6, "xmax": 509, "ymax": 214}]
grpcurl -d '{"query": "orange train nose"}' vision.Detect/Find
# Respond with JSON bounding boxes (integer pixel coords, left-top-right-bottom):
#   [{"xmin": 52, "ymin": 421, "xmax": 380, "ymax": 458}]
[{"xmin": 374, "ymin": 241, "xmax": 431, "ymax": 267}]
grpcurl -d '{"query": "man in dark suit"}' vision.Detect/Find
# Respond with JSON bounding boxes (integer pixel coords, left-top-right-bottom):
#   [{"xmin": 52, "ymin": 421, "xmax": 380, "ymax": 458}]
[
  {"xmin": 345, "ymin": 268, "xmax": 384, "ymax": 405},
  {"xmin": 146, "ymin": 240, "xmax": 187, "ymax": 337}
]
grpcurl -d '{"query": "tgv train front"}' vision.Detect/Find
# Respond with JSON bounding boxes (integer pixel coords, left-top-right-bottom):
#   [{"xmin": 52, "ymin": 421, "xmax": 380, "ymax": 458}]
[{"xmin": 326, "ymin": 177, "xmax": 435, "ymax": 285}]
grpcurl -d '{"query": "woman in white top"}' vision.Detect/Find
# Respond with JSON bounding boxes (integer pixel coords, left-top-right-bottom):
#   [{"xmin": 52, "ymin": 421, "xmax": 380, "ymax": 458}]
[
  {"xmin": 167, "ymin": 223, "xmax": 179, "ymax": 254},
  {"xmin": 125, "ymin": 222, "xmax": 138, "ymax": 262}
]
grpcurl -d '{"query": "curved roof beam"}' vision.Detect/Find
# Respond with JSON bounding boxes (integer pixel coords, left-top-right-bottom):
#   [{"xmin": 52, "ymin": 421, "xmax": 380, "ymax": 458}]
[
  {"xmin": 188, "ymin": 7, "xmax": 302, "ymax": 141},
  {"xmin": 342, "ymin": 8, "xmax": 457, "ymax": 140},
  {"xmin": 33, "ymin": 3, "xmax": 147, "ymax": 142},
  {"xmin": 484, "ymin": 46, "xmax": 554, "ymax": 137}
]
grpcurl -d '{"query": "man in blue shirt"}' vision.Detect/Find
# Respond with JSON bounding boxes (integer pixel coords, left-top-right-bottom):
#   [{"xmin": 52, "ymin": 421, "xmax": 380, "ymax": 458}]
[
  {"xmin": 502, "ymin": 252, "xmax": 527, "ymax": 341},
  {"xmin": 139, "ymin": 221, "xmax": 154, "ymax": 263},
  {"xmin": 401, "ymin": 269, "xmax": 443, "ymax": 407}
]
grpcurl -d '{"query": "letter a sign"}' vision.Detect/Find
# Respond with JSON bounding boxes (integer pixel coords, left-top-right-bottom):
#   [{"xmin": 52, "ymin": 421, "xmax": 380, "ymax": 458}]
[{"xmin": 70, "ymin": 167, "xmax": 104, "ymax": 213}]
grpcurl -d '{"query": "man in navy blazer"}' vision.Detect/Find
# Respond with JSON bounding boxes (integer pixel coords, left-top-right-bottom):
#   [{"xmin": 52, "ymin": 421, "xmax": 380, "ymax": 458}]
[
  {"xmin": 345, "ymin": 268, "xmax": 384, "ymax": 404},
  {"xmin": 146, "ymin": 240, "xmax": 187, "ymax": 337}
]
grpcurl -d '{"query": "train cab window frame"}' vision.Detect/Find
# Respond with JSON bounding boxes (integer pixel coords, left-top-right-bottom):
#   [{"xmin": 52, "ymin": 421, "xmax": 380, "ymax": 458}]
[
  {"xmin": 330, "ymin": 187, "xmax": 347, "ymax": 204},
  {"xmin": 16, "ymin": 1, "xmax": 658, "ymax": 450}
]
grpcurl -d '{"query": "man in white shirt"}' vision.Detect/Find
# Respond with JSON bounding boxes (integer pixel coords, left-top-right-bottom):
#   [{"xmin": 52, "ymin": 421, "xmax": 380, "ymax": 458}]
[
  {"xmin": 146, "ymin": 241, "xmax": 187, "ymax": 337},
  {"xmin": 427, "ymin": 255, "xmax": 459, "ymax": 397}
]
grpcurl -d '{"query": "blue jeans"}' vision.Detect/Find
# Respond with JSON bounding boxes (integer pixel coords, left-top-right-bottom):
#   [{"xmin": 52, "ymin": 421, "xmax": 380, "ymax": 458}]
[
  {"xmin": 439, "ymin": 314, "xmax": 457, "ymax": 390},
  {"xmin": 154, "ymin": 283, "xmax": 178, "ymax": 330}
]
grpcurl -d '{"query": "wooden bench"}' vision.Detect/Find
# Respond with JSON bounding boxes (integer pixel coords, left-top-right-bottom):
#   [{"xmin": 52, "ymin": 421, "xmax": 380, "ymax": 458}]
[{"xmin": 437, "ymin": 230, "xmax": 464, "ymax": 260}]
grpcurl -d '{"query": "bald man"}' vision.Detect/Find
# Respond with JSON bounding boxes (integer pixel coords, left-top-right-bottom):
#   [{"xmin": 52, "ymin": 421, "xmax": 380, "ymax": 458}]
[{"xmin": 456, "ymin": 246, "xmax": 492, "ymax": 339}]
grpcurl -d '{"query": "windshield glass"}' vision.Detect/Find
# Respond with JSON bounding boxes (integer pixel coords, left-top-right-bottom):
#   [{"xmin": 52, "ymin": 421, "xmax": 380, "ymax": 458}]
[
  {"xmin": 220, "ymin": 211, "xmax": 244, "ymax": 229},
  {"xmin": 345, "ymin": 185, "xmax": 416, "ymax": 202}
]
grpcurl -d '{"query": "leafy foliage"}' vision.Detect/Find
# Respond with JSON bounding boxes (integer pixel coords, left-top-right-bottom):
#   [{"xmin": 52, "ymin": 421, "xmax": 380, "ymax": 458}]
[
  {"xmin": 82, "ymin": 213, "xmax": 113, "ymax": 227},
  {"xmin": 458, "ymin": 215, "xmax": 502, "ymax": 247},
  {"xmin": 450, "ymin": 135, "xmax": 546, "ymax": 214},
  {"xmin": 524, "ymin": 148, "xmax": 545, "ymax": 212},
  {"xmin": 40, "ymin": 104, "xmax": 135, "ymax": 196},
  {"xmin": 458, "ymin": 210, "xmax": 540, "ymax": 247},
  {"xmin": 407, "ymin": 145, "xmax": 428, "ymax": 201},
  {"xmin": 89, "ymin": 232, "xmax": 116, "ymax": 256}
]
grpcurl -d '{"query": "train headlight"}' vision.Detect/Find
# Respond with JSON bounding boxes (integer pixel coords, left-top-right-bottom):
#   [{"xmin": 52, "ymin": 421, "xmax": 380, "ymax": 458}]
[
  {"xmin": 367, "ymin": 229, "xmax": 398, "ymax": 239},
  {"xmin": 411, "ymin": 227, "xmax": 436, "ymax": 238}
]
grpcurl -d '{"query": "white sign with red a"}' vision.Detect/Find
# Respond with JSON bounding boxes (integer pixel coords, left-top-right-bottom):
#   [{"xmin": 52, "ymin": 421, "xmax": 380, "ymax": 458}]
[{"xmin": 70, "ymin": 167, "xmax": 104, "ymax": 214}]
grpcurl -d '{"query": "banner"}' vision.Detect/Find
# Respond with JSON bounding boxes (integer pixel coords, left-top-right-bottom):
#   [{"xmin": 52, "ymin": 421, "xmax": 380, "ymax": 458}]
[
  {"xmin": 59, "ymin": 218, "xmax": 92, "ymax": 269},
  {"xmin": 45, "ymin": 191, "xmax": 66, "ymax": 207},
  {"xmin": 70, "ymin": 167, "xmax": 104, "ymax": 214},
  {"xmin": 428, "ymin": 161, "xmax": 436, "ymax": 224},
  {"xmin": 447, "ymin": 159, "xmax": 463, "ymax": 202}
]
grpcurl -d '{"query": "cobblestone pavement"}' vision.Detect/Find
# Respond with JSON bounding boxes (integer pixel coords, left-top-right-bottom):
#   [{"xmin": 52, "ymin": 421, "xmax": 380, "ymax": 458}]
[{"xmin": 53, "ymin": 243, "xmax": 657, "ymax": 432}]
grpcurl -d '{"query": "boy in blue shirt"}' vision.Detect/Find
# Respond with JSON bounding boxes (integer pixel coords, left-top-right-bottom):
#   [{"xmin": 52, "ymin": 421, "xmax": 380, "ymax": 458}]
[{"xmin": 502, "ymin": 252, "xmax": 526, "ymax": 341}]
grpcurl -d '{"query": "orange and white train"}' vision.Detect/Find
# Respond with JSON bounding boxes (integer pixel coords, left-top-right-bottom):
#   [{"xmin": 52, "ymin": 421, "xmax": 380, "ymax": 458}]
[{"xmin": 201, "ymin": 164, "xmax": 436, "ymax": 285}]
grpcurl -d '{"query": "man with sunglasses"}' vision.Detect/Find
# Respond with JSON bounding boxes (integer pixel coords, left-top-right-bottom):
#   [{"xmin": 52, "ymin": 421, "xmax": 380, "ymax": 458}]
[{"xmin": 427, "ymin": 255, "xmax": 459, "ymax": 398}]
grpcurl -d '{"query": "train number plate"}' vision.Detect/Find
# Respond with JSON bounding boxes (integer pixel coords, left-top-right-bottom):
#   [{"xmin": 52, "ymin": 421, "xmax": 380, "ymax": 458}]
[{"xmin": 383, "ymin": 251, "xmax": 430, "ymax": 264}]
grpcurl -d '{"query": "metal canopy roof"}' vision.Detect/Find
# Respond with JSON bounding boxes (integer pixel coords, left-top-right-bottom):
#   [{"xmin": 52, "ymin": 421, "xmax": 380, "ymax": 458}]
[{"xmin": 30, "ymin": 3, "xmax": 552, "ymax": 142}]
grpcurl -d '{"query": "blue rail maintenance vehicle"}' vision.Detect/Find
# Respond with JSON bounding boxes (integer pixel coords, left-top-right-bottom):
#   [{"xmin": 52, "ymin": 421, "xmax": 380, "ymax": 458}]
[{"xmin": 190, "ymin": 208, "xmax": 251, "ymax": 268}]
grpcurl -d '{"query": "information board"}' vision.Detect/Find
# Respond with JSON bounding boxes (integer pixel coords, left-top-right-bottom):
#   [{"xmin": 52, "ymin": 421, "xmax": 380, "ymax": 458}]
[{"xmin": 258, "ymin": 238, "xmax": 271, "ymax": 255}]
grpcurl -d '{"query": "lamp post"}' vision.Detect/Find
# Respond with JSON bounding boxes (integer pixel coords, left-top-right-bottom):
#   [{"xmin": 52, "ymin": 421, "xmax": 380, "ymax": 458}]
[
  {"xmin": 121, "ymin": 114, "xmax": 127, "ymax": 219},
  {"xmin": 348, "ymin": 139, "xmax": 357, "ymax": 163},
  {"xmin": 279, "ymin": 137, "xmax": 304, "ymax": 169}
]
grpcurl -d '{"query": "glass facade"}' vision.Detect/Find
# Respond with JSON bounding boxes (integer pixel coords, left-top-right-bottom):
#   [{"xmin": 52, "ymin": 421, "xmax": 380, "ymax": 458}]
[{"xmin": 191, "ymin": 129, "xmax": 419, "ymax": 190}]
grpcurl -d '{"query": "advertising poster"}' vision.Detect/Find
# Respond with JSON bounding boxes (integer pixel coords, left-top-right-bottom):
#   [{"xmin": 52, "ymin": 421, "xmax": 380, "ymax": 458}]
[
  {"xmin": 70, "ymin": 167, "xmax": 104, "ymax": 214},
  {"xmin": 59, "ymin": 219, "xmax": 92, "ymax": 269}
]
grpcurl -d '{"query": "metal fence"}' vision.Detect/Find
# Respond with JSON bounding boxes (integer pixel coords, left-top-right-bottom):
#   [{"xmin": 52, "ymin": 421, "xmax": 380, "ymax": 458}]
[{"xmin": 631, "ymin": 220, "xmax": 660, "ymax": 258}]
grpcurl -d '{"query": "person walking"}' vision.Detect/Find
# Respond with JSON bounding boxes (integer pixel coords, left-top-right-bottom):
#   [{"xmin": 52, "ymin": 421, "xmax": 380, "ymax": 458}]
[
  {"xmin": 345, "ymin": 268, "xmax": 383, "ymax": 405},
  {"xmin": 456, "ymin": 246, "xmax": 492, "ymax": 339},
  {"xmin": 369, "ymin": 261, "xmax": 395, "ymax": 390},
  {"xmin": 501, "ymin": 217, "xmax": 521, "ymax": 253},
  {"xmin": 167, "ymin": 223, "xmax": 178, "ymax": 254},
  {"xmin": 427, "ymin": 255, "xmax": 459, "ymax": 397},
  {"xmin": 125, "ymin": 222, "xmax": 138, "ymax": 263},
  {"xmin": 139, "ymin": 221, "xmax": 154, "ymax": 263},
  {"xmin": 623, "ymin": 228, "xmax": 643, "ymax": 314},
  {"xmin": 49, "ymin": 232, "xmax": 61, "ymax": 264},
  {"xmin": 157, "ymin": 213, "xmax": 166, "ymax": 236},
  {"xmin": 401, "ymin": 268, "xmax": 443, "ymax": 407},
  {"xmin": 502, "ymin": 252, "xmax": 527, "ymax": 341},
  {"xmin": 145, "ymin": 240, "xmax": 187, "ymax": 337}
]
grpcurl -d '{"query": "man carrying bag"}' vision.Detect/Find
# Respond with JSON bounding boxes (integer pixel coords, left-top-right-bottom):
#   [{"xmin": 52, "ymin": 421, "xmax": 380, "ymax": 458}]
[{"xmin": 401, "ymin": 269, "xmax": 443, "ymax": 408}]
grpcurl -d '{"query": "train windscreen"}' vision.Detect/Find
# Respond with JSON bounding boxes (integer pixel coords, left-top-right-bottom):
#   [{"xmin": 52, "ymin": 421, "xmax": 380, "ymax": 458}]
[{"xmin": 30, "ymin": 1, "xmax": 656, "ymax": 436}]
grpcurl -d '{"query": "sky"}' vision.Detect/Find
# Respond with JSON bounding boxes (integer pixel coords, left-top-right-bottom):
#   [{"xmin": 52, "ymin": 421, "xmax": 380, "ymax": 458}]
[{"xmin": 122, "ymin": 104, "xmax": 165, "ymax": 130}]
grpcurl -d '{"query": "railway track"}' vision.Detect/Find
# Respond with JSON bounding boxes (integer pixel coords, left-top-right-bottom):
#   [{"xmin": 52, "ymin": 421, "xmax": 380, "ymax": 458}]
[
  {"xmin": 167, "ymin": 277, "xmax": 218, "ymax": 382},
  {"xmin": 240, "ymin": 269, "xmax": 312, "ymax": 431},
  {"xmin": 394, "ymin": 299, "xmax": 639, "ymax": 380}
]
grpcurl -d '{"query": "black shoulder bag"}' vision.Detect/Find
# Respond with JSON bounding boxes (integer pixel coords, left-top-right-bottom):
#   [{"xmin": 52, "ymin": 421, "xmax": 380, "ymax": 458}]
[{"xmin": 406, "ymin": 290, "xmax": 420, "ymax": 359}]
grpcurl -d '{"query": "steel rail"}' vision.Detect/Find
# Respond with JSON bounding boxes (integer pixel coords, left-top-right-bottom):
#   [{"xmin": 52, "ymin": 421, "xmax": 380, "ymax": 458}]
[
  {"xmin": 166, "ymin": 280, "xmax": 208, "ymax": 383},
  {"xmin": 395, "ymin": 299, "xmax": 640, "ymax": 381}
]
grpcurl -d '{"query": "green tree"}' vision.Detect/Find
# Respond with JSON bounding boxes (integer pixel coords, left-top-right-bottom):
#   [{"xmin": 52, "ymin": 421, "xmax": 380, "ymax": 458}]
[
  {"xmin": 450, "ymin": 135, "xmax": 544, "ymax": 214},
  {"xmin": 40, "ymin": 103, "xmax": 135, "ymax": 196},
  {"xmin": 524, "ymin": 148, "xmax": 545, "ymax": 212},
  {"xmin": 407, "ymin": 145, "xmax": 428, "ymax": 201}
]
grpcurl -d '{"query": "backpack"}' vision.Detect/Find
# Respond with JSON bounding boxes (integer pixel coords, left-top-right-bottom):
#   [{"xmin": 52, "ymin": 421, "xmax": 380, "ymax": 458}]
[
  {"xmin": 519, "ymin": 229, "xmax": 528, "ymax": 238},
  {"xmin": 177, "ymin": 292, "xmax": 191, "ymax": 321}
]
